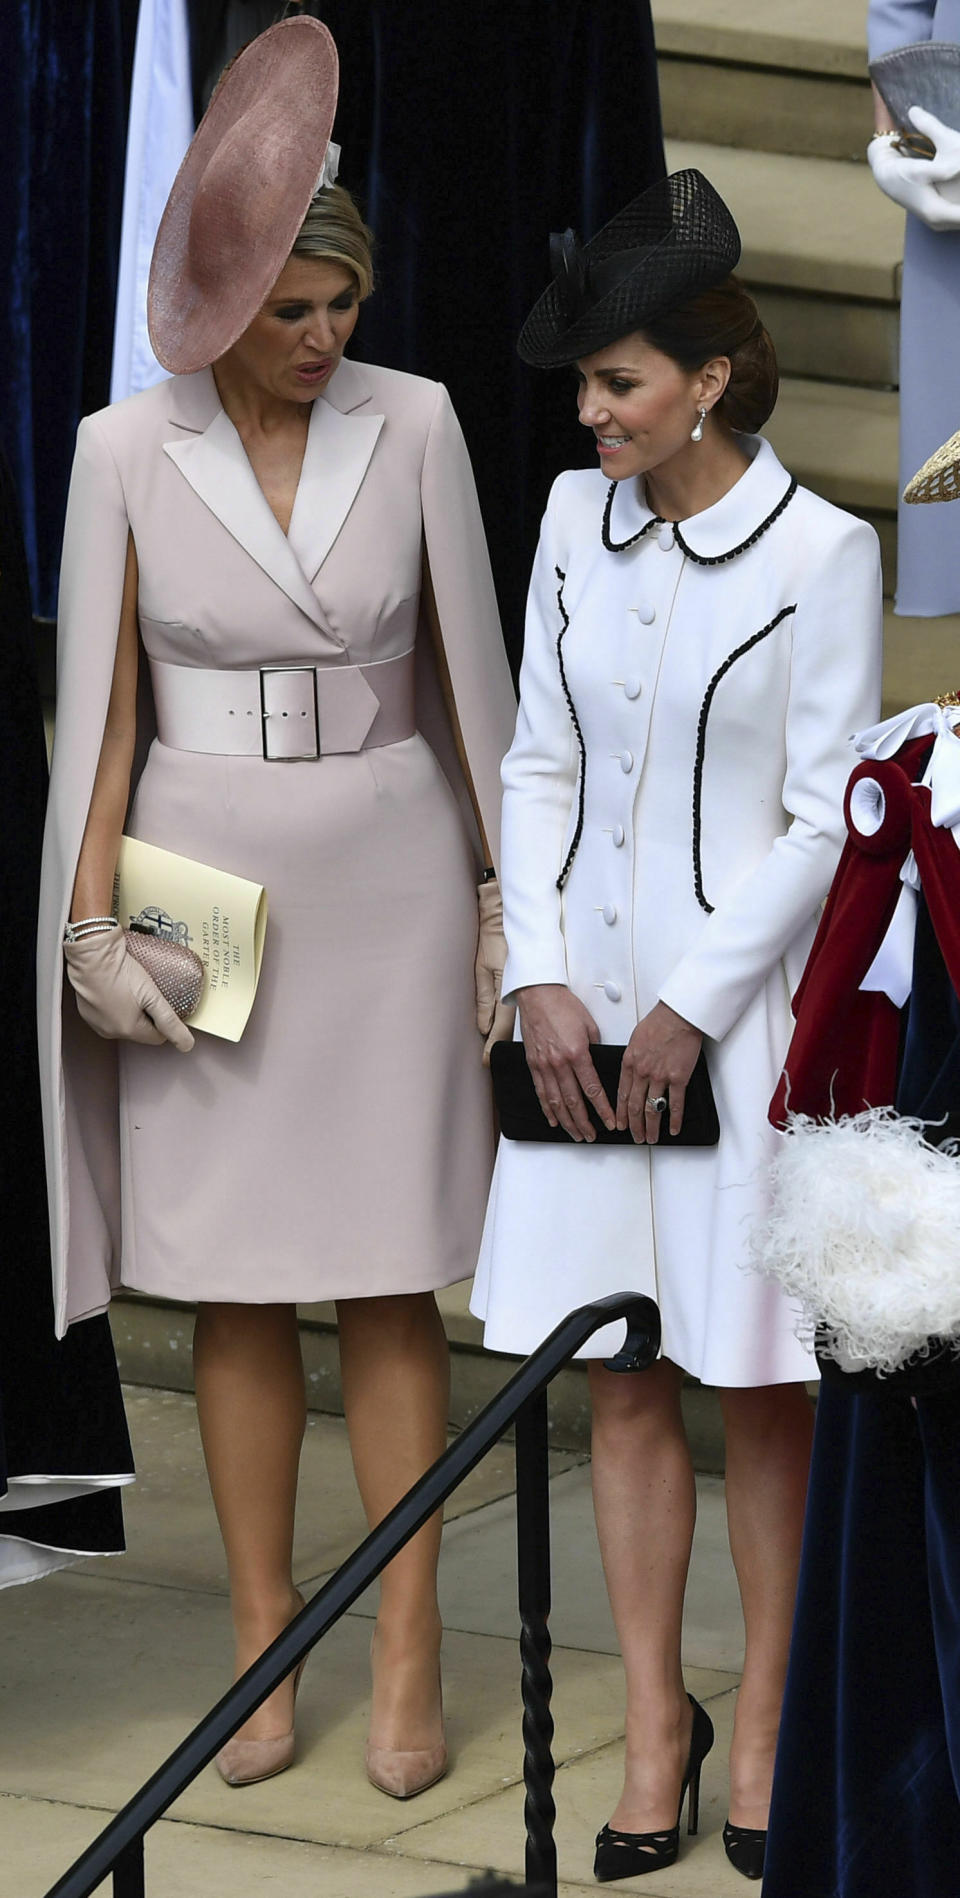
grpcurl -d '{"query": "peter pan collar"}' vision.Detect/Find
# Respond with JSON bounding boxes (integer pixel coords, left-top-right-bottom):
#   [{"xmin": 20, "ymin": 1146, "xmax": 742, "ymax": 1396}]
[{"xmin": 602, "ymin": 435, "xmax": 798, "ymax": 563}]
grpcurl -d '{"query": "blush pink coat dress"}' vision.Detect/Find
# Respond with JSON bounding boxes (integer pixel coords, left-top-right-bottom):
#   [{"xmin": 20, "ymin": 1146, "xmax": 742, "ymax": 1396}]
[{"xmin": 38, "ymin": 357, "xmax": 517, "ymax": 1334}]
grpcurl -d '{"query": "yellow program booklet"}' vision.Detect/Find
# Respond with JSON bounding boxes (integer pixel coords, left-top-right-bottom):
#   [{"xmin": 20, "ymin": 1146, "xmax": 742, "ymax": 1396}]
[{"xmin": 115, "ymin": 837, "xmax": 267, "ymax": 1042}]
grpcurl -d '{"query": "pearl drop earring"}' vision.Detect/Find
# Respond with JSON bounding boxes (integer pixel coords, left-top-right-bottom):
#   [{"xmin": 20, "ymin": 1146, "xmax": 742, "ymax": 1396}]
[{"xmin": 691, "ymin": 407, "xmax": 707, "ymax": 443}]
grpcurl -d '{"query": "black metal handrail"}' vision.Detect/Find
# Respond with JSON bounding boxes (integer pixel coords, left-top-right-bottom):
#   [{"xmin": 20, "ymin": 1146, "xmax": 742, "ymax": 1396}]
[{"xmin": 45, "ymin": 1292, "xmax": 661, "ymax": 1898}]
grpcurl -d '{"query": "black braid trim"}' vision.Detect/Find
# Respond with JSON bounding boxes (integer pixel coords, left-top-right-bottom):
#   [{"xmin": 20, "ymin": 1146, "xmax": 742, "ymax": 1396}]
[
  {"xmin": 602, "ymin": 474, "xmax": 799, "ymax": 564},
  {"xmin": 675, "ymin": 477, "xmax": 798, "ymax": 565},
  {"xmin": 601, "ymin": 482, "xmax": 663, "ymax": 553},
  {"xmin": 554, "ymin": 567, "xmax": 586, "ymax": 891},
  {"xmin": 692, "ymin": 605, "xmax": 797, "ymax": 914}
]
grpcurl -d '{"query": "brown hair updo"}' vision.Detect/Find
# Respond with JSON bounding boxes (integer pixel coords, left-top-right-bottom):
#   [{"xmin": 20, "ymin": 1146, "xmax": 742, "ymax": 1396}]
[{"xmin": 642, "ymin": 276, "xmax": 778, "ymax": 433}]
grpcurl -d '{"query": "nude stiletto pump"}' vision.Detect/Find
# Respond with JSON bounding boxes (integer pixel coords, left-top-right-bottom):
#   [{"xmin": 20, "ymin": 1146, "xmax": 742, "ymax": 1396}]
[
  {"xmin": 364, "ymin": 1729, "xmax": 448, "ymax": 1800},
  {"xmin": 215, "ymin": 1654, "xmax": 307, "ymax": 1787},
  {"xmin": 365, "ymin": 1629, "xmax": 447, "ymax": 1798}
]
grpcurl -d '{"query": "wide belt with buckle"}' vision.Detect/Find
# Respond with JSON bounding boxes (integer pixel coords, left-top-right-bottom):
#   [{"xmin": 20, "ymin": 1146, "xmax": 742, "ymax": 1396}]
[{"xmin": 149, "ymin": 649, "xmax": 416, "ymax": 761}]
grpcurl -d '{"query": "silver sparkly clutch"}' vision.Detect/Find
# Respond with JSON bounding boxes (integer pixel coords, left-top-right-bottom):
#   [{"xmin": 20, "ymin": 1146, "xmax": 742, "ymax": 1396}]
[
  {"xmin": 870, "ymin": 42, "xmax": 960, "ymax": 152},
  {"xmin": 124, "ymin": 926, "xmax": 204, "ymax": 1019}
]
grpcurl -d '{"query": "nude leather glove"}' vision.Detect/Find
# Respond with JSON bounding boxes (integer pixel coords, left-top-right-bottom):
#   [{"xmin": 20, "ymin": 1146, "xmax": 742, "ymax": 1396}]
[
  {"xmin": 868, "ymin": 109, "xmax": 960, "ymax": 230},
  {"xmin": 475, "ymin": 876, "xmax": 516, "ymax": 1066},
  {"xmin": 64, "ymin": 923, "xmax": 195, "ymax": 1051}
]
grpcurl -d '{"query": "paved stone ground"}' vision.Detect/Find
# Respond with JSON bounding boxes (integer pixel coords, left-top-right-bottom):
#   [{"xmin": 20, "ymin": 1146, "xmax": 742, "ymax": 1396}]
[{"xmin": 0, "ymin": 1388, "xmax": 749, "ymax": 1897}]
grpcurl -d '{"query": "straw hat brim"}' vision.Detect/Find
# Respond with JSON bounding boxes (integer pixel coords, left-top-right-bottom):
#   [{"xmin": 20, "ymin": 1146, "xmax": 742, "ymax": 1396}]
[
  {"xmin": 903, "ymin": 427, "xmax": 960, "ymax": 505},
  {"xmin": 148, "ymin": 17, "xmax": 339, "ymax": 376}
]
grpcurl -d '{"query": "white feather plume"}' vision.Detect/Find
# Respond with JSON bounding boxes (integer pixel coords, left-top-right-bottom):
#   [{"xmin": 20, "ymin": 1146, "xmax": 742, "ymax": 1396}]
[{"xmin": 755, "ymin": 1108, "xmax": 960, "ymax": 1374}]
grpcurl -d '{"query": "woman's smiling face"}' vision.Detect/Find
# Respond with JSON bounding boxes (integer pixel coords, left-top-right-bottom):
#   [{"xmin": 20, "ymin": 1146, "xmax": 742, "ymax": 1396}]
[{"xmin": 576, "ymin": 334, "xmax": 714, "ymax": 482}]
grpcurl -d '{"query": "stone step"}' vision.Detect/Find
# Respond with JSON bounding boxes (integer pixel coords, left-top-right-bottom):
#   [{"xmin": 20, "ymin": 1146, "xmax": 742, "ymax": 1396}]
[
  {"xmin": 765, "ymin": 375, "xmax": 898, "ymax": 513},
  {"xmin": 883, "ymin": 605, "xmax": 960, "ymax": 714},
  {"xmin": 666, "ymin": 139, "xmax": 902, "ymax": 303},
  {"xmin": 764, "ymin": 375, "xmax": 899, "ymax": 594},
  {"xmin": 756, "ymin": 287, "xmax": 898, "ymax": 394},
  {"xmin": 666, "ymin": 139, "xmax": 902, "ymax": 388},
  {"xmin": 109, "ymin": 1288, "xmax": 728, "ymax": 1472},
  {"xmin": 870, "ymin": 511, "xmax": 898, "ymax": 599},
  {"xmin": 107, "ymin": 1289, "xmax": 596, "ymax": 1451},
  {"xmin": 655, "ymin": 0, "xmax": 870, "ymax": 76},
  {"xmin": 654, "ymin": 0, "xmax": 873, "ymax": 158}
]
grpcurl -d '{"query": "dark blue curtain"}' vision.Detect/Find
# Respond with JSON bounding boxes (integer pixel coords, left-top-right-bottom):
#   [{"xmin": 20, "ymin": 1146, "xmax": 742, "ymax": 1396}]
[
  {"xmin": 189, "ymin": 2, "xmax": 666, "ymax": 664},
  {"xmin": 0, "ymin": 1, "xmax": 137, "ymax": 620},
  {"xmin": 0, "ymin": 439, "xmax": 132, "ymax": 1555}
]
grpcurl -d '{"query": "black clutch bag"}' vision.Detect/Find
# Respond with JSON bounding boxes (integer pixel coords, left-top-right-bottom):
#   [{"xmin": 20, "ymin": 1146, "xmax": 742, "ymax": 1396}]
[{"xmin": 490, "ymin": 1041, "xmax": 719, "ymax": 1147}]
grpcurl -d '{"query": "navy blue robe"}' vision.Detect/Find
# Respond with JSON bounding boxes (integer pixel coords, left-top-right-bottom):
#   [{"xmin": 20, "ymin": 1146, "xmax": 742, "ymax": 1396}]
[{"xmin": 764, "ymin": 896, "xmax": 960, "ymax": 1895}]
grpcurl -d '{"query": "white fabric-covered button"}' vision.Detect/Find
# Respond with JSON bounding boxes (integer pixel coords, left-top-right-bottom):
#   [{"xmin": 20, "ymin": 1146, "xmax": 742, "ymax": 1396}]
[
  {"xmin": 624, "ymin": 678, "xmax": 642, "ymax": 701},
  {"xmin": 612, "ymin": 824, "xmax": 625, "ymax": 847},
  {"xmin": 603, "ymin": 980, "xmax": 622, "ymax": 1002},
  {"xmin": 619, "ymin": 749, "xmax": 634, "ymax": 773},
  {"xmin": 658, "ymin": 525, "xmax": 674, "ymax": 551},
  {"xmin": 636, "ymin": 603, "xmax": 655, "ymax": 624},
  {"xmin": 602, "ymin": 903, "xmax": 617, "ymax": 925}
]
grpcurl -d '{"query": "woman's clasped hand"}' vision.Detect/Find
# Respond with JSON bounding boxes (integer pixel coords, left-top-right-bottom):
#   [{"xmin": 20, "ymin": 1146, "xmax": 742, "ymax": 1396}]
[
  {"xmin": 617, "ymin": 1000, "xmax": 703, "ymax": 1141},
  {"xmin": 517, "ymin": 984, "xmax": 616, "ymax": 1139},
  {"xmin": 63, "ymin": 923, "xmax": 195, "ymax": 1051},
  {"xmin": 516, "ymin": 986, "xmax": 701, "ymax": 1140}
]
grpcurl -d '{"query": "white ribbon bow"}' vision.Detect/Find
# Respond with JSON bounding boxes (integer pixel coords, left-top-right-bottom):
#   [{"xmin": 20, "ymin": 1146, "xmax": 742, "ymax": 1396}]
[
  {"xmin": 856, "ymin": 701, "xmax": 960, "ymax": 824},
  {"xmin": 312, "ymin": 140, "xmax": 341, "ymax": 197}
]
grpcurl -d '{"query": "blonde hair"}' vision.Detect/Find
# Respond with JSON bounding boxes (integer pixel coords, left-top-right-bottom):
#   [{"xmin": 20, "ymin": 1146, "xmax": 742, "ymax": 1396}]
[{"xmin": 292, "ymin": 185, "xmax": 374, "ymax": 300}]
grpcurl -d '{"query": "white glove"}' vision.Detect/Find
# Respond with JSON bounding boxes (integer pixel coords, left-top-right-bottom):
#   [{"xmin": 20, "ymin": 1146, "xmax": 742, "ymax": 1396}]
[
  {"xmin": 475, "ymin": 876, "xmax": 516, "ymax": 1066},
  {"xmin": 64, "ymin": 923, "xmax": 195, "ymax": 1050},
  {"xmin": 867, "ymin": 109, "xmax": 960, "ymax": 230}
]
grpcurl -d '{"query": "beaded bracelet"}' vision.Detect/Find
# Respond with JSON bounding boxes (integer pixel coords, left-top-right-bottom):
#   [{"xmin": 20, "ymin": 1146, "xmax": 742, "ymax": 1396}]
[{"xmin": 63, "ymin": 916, "xmax": 118, "ymax": 944}]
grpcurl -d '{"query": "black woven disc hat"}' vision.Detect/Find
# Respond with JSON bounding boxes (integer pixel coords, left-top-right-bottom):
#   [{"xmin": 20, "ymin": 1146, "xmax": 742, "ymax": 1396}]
[{"xmin": 518, "ymin": 169, "xmax": 741, "ymax": 368}]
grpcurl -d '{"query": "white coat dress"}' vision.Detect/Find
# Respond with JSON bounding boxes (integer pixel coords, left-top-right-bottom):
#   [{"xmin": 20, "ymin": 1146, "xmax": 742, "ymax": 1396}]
[{"xmin": 471, "ymin": 437, "xmax": 883, "ymax": 1383}]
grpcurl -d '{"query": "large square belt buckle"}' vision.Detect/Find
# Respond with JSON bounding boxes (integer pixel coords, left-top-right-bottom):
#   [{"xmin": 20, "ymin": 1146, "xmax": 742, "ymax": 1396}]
[{"xmin": 259, "ymin": 666, "xmax": 320, "ymax": 761}]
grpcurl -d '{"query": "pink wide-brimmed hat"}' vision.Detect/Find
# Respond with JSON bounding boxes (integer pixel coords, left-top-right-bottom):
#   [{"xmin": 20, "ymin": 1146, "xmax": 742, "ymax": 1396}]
[{"xmin": 148, "ymin": 16, "xmax": 339, "ymax": 375}]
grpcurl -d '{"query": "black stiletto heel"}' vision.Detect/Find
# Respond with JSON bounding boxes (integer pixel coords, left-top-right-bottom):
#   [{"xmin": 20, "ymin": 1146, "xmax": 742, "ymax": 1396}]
[
  {"xmin": 593, "ymin": 1694, "xmax": 715, "ymax": 1881},
  {"xmin": 722, "ymin": 1819, "xmax": 767, "ymax": 1881}
]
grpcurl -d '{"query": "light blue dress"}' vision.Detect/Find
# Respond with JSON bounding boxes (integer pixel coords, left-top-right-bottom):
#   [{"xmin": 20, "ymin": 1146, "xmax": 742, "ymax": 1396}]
[{"xmin": 869, "ymin": 0, "xmax": 960, "ymax": 615}]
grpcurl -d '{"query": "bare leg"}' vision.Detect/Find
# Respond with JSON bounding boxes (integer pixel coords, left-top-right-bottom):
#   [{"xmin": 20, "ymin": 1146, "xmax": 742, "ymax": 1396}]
[
  {"xmin": 193, "ymin": 1302, "xmax": 305, "ymax": 1742},
  {"xmin": 589, "ymin": 1356, "xmax": 697, "ymax": 1832},
  {"xmin": 719, "ymin": 1382, "xmax": 814, "ymax": 1828},
  {"xmin": 336, "ymin": 1291, "xmax": 449, "ymax": 1750}
]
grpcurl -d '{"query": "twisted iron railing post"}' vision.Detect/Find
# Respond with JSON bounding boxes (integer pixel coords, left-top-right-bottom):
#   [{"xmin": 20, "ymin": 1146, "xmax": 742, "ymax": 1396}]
[
  {"xmin": 516, "ymin": 1389, "xmax": 556, "ymax": 1896},
  {"xmin": 511, "ymin": 1295, "xmax": 661, "ymax": 1898},
  {"xmin": 112, "ymin": 1835, "xmax": 144, "ymax": 1897}
]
